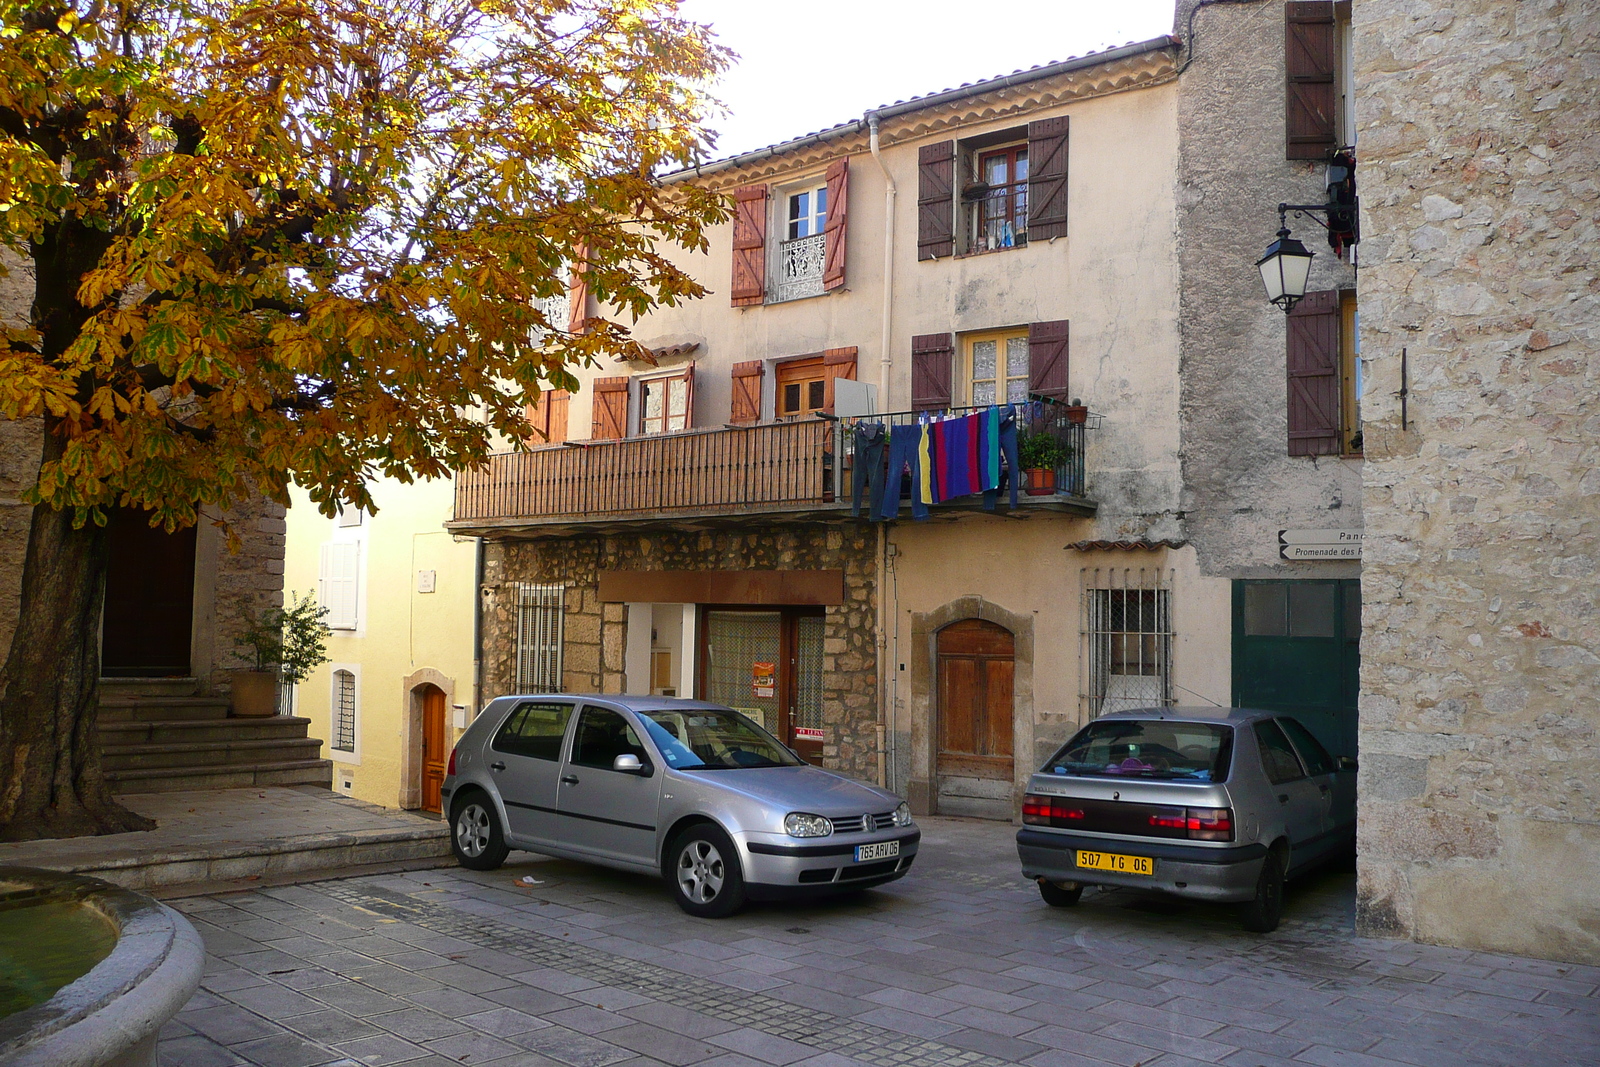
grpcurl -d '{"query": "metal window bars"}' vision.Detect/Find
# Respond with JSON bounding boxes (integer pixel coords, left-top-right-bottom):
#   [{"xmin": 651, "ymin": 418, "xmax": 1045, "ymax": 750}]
[
  {"xmin": 332, "ymin": 670, "xmax": 357, "ymax": 752},
  {"xmin": 774, "ymin": 233, "xmax": 826, "ymax": 302},
  {"xmin": 1081, "ymin": 567, "xmax": 1175, "ymax": 719},
  {"xmin": 515, "ymin": 583, "xmax": 565, "ymax": 693}
]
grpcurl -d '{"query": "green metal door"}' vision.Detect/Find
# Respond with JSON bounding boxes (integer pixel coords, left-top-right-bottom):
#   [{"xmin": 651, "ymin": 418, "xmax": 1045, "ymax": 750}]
[{"xmin": 1232, "ymin": 579, "xmax": 1360, "ymax": 760}]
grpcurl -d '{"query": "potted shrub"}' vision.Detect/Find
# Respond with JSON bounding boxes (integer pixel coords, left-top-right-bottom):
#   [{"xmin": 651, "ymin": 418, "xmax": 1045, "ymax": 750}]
[
  {"xmin": 1017, "ymin": 432, "xmax": 1071, "ymax": 496},
  {"xmin": 231, "ymin": 591, "xmax": 331, "ymax": 717}
]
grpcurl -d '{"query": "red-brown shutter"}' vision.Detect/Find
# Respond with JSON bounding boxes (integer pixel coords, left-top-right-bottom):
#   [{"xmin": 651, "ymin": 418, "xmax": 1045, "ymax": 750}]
[
  {"xmin": 1287, "ymin": 290, "xmax": 1341, "ymax": 456},
  {"xmin": 822, "ymin": 158, "xmax": 849, "ymax": 290},
  {"xmin": 679, "ymin": 363, "xmax": 695, "ymax": 430},
  {"xmin": 524, "ymin": 388, "xmax": 570, "ymax": 444},
  {"xmin": 591, "ymin": 376, "xmax": 629, "ymax": 440},
  {"xmin": 821, "ymin": 346, "xmax": 858, "ymax": 414},
  {"xmin": 1028, "ymin": 320, "xmax": 1070, "ymax": 402},
  {"xmin": 567, "ymin": 247, "xmax": 590, "ymax": 334},
  {"xmin": 911, "ymin": 333, "xmax": 954, "ymax": 411},
  {"xmin": 731, "ymin": 185, "xmax": 768, "ymax": 306},
  {"xmin": 917, "ymin": 142, "xmax": 955, "ymax": 261},
  {"xmin": 1286, "ymin": 2, "xmax": 1338, "ymax": 160},
  {"xmin": 1027, "ymin": 117, "xmax": 1069, "ymax": 241},
  {"xmin": 730, "ymin": 360, "xmax": 763, "ymax": 425}
]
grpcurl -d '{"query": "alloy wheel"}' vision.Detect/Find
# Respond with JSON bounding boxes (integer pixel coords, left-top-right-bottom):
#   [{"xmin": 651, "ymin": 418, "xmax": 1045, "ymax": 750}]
[
  {"xmin": 677, "ymin": 839, "xmax": 725, "ymax": 903},
  {"xmin": 456, "ymin": 803, "xmax": 490, "ymax": 858}
]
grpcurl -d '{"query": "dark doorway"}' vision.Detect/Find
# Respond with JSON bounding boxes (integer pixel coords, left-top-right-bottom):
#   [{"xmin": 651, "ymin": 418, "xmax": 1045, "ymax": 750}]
[
  {"xmin": 936, "ymin": 618, "xmax": 1015, "ymax": 818},
  {"xmin": 102, "ymin": 508, "xmax": 196, "ymax": 677},
  {"xmin": 1233, "ymin": 579, "xmax": 1360, "ymax": 760},
  {"xmin": 420, "ymin": 685, "xmax": 447, "ymax": 814}
]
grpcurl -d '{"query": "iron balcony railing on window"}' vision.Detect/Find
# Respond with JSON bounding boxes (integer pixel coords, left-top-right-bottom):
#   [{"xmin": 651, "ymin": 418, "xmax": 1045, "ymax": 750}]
[{"xmin": 773, "ymin": 233, "xmax": 826, "ymax": 302}]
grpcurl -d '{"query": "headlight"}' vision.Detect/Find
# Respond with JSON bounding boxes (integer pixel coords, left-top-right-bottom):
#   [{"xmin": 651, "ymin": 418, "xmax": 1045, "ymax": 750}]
[
  {"xmin": 784, "ymin": 812, "xmax": 832, "ymax": 838},
  {"xmin": 892, "ymin": 802, "xmax": 913, "ymax": 827}
]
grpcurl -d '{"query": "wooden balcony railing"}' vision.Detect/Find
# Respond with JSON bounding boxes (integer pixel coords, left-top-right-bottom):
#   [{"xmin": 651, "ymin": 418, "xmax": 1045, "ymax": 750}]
[{"xmin": 453, "ymin": 419, "xmax": 835, "ymax": 526}]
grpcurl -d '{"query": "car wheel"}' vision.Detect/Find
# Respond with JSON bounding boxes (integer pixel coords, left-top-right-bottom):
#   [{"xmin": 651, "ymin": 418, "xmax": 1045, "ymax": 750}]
[
  {"xmin": 1239, "ymin": 849, "xmax": 1285, "ymax": 932},
  {"xmin": 1038, "ymin": 880, "xmax": 1083, "ymax": 907},
  {"xmin": 451, "ymin": 792, "xmax": 510, "ymax": 871},
  {"xmin": 668, "ymin": 824, "xmax": 747, "ymax": 918}
]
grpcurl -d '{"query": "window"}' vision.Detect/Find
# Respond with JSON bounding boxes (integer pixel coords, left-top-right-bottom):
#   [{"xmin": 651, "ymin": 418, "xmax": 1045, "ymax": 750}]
[
  {"xmin": 968, "ymin": 145, "xmax": 1027, "ymax": 252},
  {"xmin": 337, "ymin": 507, "xmax": 363, "ymax": 528},
  {"xmin": 965, "ymin": 329, "xmax": 1030, "ymax": 406},
  {"xmin": 1340, "ymin": 290, "xmax": 1361, "ymax": 453},
  {"xmin": 515, "ymin": 583, "xmax": 564, "ymax": 693},
  {"xmin": 731, "ymin": 159, "xmax": 849, "ymax": 307},
  {"xmin": 1254, "ymin": 719, "xmax": 1308, "ymax": 784},
  {"xmin": 331, "ymin": 668, "xmax": 357, "ymax": 756},
  {"xmin": 1278, "ymin": 716, "xmax": 1335, "ymax": 776},
  {"xmin": 492, "ymin": 700, "xmax": 573, "ymax": 761},
  {"xmin": 319, "ymin": 542, "xmax": 360, "ymax": 630},
  {"xmin": 639, "ymin": 373, "xmax": 692, "ymax": 435},
  {"xmin": 774, "ymin": 181, "xmax": 829, "ymax": 302},
  {"xmin": 776, "ymin": 357, "xmax": 826, "ymax": 419},
  {"xmin": 1244, "ymin": 582, "xmax": 1338, "ymax": 638},
  {"xmin": 1083, "ymin": 568, "xmax": 1173, "ymax": 718},
  {"xmin": 917, "ymin": 119, "xmax": 1066, "ymax": 261},
  {"xmin": 570, "ymin": 707, "xmax": 649, "ymax": 770},
  {"xmin": 787, "ymin": 185, "xmax": 827, "ymax": 239}
]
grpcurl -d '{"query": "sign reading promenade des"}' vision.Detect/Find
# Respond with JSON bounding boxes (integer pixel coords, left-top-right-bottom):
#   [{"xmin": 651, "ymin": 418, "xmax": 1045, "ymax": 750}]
[{"xmin": 1279, "ymin": 529, "xmax": 1364, "ymax": 561}]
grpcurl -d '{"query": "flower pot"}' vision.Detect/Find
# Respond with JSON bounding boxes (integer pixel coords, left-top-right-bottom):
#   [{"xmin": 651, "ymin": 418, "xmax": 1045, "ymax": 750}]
[
  {"xmin": 230, "ymin": 671, "xmax": 280, "ymax": 717},
  {"xmin": 1064, "ymin": 404, "xmax": 1089, "ymax": 425},
  {"xmin": 1024, "ymin": 468, "xmax": 1056, "ymax": 496}
]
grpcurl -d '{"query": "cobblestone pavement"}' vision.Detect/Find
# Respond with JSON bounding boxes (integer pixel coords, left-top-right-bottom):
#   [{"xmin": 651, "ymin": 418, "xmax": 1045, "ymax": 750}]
[{"xmin": 163, "ymin": 816, "xmax": 1600, "ymax": 1067}]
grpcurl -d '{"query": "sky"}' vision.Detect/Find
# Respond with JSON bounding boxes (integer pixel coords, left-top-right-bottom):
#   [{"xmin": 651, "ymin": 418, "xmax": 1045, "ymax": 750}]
[{"xmin": 678, "ymin": 0, "xmax": 1179, "ymax": 160}]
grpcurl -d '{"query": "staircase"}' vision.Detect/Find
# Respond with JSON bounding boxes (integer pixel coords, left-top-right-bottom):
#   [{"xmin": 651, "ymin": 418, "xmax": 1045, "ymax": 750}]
[{"xmin": 98, "ymin": 678, "xmax": 333, "ymax": 794}]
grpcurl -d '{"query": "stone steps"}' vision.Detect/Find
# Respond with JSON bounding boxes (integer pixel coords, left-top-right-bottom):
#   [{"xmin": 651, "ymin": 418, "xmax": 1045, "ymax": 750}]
[
  {"xmin": 99, "ymin": 717, "xmax": 315, "ymax": 746},
  {"xmin": 106, "ymin": 759, "xmax": 334, "ymax": 793},
  {"xmin": 102, "ymin": 736, "xmax": 326, "ymax": 773},
  {"xmin": 98, "ymin": 697, "xmax": 232, "ymax": 723}
]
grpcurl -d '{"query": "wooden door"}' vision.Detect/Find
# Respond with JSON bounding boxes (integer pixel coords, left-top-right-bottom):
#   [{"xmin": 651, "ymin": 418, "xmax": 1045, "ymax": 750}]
[
  {"xmin": 102, "ymin": 507, "xmax": 197, "ymax": 677},
  {"xmin": 936, "ymin": 619, "xmax": 1015, "ymax": 818},
  {"xmin": 421, "ymin": 686, "xmax": 447, "ymax": 814}
]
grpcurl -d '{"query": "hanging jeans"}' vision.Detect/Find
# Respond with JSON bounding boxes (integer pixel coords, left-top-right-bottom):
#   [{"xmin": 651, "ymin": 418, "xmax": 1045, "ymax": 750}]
[
  {"xmin": 983, "ymin": 406, "xmax": 1021, "ymax": 511},
  {"xmin": 879, "ymin": 423, "xmax": 929, "ymax": 521},
  {"xmin": 851, "ymin": 423, "xmax": 887, "ymax": 518}
]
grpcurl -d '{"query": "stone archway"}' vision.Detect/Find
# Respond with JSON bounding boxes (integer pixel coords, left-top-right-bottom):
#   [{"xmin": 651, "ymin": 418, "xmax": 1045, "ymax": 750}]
[
  {"xmin": 399, "ymin": 668, "xmax": 455, "ymax": 810},
  {"xmin": 907, "ymin": 596, "xmax": 1034, "ymax": 819}
]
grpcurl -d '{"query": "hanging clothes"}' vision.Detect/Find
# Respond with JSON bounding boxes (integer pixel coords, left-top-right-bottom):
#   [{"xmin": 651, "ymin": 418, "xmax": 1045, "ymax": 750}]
[
  {"xmin": 916, "ymin": 419, "xmax": 936, "ymax": 511},
  {"xmin": 879, "ymin": 422, "xmax": 929, "ymax": 521},
  {"xmin": 942, "ymin": 413, "xmax": 975, "ymax": 500},
  {"xmin": 851, "ymin": 422, "xmax": 887, "ymax": 519},
  {"xmin": 983, "ymin": 404, "xmax": 1021, "ymax": 511},
  {"xmin": 980, "ymin": 406, "xmax": 1002, "ymax": 491}
]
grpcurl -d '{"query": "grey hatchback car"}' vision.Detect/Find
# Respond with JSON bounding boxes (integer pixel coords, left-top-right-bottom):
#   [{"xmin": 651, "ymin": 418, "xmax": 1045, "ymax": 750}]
[
  {"xmin": 1016, "ymin": 707, "xmax": 1356, "ymax": 931},
  {"xmin": 442, "ymin": 695, "xmax": 919, "ymax": 917}
]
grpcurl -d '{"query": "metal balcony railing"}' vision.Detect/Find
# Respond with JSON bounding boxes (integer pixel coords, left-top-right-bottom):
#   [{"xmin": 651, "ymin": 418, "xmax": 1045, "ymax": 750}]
[{"xmin": 773, "ymin": 234, "xmax": 825, "ymax": 302}]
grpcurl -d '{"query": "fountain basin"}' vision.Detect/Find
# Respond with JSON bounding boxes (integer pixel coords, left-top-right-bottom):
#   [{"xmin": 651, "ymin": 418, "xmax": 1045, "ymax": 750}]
[{"xmin": 0, "ymin": 867, "xmax": 202, "ymax": 1067}]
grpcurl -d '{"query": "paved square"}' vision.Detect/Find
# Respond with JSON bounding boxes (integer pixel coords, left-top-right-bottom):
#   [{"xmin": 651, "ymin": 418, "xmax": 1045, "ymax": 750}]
[{"xmin": 164, "ymin": 817, "xmax": 1600, "ymax": 1066}]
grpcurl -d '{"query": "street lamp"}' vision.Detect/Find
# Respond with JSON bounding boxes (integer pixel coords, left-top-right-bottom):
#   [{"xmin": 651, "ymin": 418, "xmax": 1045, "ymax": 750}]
[{"xmin": 1257, "ymin": 214, "xmax": 1315, "ymax": 314}]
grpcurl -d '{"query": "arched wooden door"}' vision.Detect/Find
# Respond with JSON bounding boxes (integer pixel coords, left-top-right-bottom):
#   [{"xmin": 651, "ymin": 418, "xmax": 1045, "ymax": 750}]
[
  {"xmin": 420, "ymin": 686, "xmax": 447, "ymax": 814},
  {"xmin": 936, "ymin": 619, "xmax": 1015, "ymax": 819}
]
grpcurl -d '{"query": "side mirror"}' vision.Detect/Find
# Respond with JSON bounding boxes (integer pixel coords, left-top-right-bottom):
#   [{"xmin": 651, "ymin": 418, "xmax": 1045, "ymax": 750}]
[
  {"xmin": 613, "ymin": 754, "xmax": 651, "ymax": 776},
  {"xmin": 1338, "ymin": 756, "xmax": 1358, "ymax": 772}
]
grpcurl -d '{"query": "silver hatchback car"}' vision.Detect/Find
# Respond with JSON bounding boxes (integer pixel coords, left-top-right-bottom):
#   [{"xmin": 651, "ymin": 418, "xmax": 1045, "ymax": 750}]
[
  {"xmin": 442, "ymin": 695, "xmax": 919, "ymax": 917},
  {"xmin": 1016, "ymin": 707, "xmax": 1356, "ymax": 931}
]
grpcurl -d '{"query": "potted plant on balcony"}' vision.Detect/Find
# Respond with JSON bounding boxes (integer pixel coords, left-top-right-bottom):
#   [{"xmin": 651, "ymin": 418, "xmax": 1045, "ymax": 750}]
[
  {"xmin": 1017, "ymin": 432, "xmax": 1071, "ymax": 496},
  {"xmin": 231, "ymin": 591, "xmax": 332, "ymax": 717}
]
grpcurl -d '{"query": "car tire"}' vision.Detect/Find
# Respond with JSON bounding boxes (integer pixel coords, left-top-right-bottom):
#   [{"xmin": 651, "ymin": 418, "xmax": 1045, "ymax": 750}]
[
  {"xmin": 667, "ymin": 823, "xmax": 747, "ymax": 918},
  {"xmin": 451, "ymin": 792, "xmax": 510, "ymax": 871},
  {"xmin": 1038, "ymin": 880, "xmax": 1083, "ymax": 907},
  {"xmin": 1239, "ymin": 849, "xmax": 1285, "ymax": 933}
]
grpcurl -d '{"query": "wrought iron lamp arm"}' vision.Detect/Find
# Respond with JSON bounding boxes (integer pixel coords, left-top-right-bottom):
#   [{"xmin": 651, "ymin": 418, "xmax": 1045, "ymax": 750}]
[{"xmin": 1278, "ymin": 202, "xmax": 1337, "ymax": 232}]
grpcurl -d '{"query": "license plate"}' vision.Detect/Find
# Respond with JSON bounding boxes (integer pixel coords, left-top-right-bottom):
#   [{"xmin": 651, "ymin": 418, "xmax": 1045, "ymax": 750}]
[
  {"xmin": 855, "ymin": 841, "xmax": 900, "ymax": 863},
  {"xmin": 1075, "ymin": 849, "xmax": 1153, "ymax": 876}
]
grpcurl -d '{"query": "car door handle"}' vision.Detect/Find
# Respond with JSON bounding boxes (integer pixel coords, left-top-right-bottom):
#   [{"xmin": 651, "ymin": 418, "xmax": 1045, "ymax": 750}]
[
  {"xmin": 1278, "ymin": 793, "xmax": 1290, "ymax": 804},
  {"xmin": 490, "ymin": 762, "xmax": 505, "ymax": 772},
  {"xmin": 560, "ymin": 775, "xmax": 580, "ymax": 785}
]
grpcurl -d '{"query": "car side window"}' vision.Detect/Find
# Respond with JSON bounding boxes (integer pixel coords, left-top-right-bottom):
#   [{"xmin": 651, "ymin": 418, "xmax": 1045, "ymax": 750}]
[
  {"xmin": 1277, "ymin": 717, "xmax": 1334, "ymax": 777},
  {"xmin": 1254, "ymin": 719, "xmax": 1307, "ymax": 785},
  {"xmin": 570, "ymin": 707, "xmax": 649, "ymax": 770},
  {"xmin": 491, "ymin": 701, "xmax": 574, "ymax": 761}
]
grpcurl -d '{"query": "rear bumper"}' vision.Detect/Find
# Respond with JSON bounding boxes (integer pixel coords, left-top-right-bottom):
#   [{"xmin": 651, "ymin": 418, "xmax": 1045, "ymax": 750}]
[
  {"xmin": 1017, "ymin": 828, "xmax": 1266, "ymax": 903},
  {"xmin": 740, "ymin": 830, "xmax": 920, "ymax": 897}
]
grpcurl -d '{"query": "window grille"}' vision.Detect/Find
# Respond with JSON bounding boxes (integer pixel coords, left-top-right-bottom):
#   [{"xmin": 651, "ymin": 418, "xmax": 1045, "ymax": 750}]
[
  {"xmin": 1082, "ymin": 567, "xmax": 1174, "ymax": 719},
  {"xmin": 794, "ymin": 615, "xmax": 825, "ymax": 733},
  {"xmin": 332, "ymin": 669, "xmax": 357, "ymax": 753},
  {"xmin": 515, "ymin": 583, "xmax": 565, "ymax": 693}
]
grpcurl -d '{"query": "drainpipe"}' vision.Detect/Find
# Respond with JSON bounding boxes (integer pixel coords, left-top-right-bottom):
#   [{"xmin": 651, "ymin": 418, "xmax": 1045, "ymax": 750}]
[{"xmin": 867, "ymin": 114, "xmax": 896, "ymax": 405}]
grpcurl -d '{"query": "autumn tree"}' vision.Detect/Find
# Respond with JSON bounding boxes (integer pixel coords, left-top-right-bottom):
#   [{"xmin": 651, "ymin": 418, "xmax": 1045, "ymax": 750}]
[{"xmin": 0, "ymin": 0, "xmax": 728, "ymax": 839}]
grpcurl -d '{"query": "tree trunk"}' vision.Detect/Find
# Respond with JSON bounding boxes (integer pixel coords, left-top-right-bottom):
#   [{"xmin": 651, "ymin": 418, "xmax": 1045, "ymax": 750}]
[{"xmin": 0, "ymin": 422, "xmax": 155, "ymax": 840}]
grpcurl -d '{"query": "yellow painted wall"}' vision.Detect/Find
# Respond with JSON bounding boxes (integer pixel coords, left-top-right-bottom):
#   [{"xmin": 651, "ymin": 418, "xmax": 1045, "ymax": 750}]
[{"xmin": 283, "ymin": 475, "xmax": 477, "ymax": 810}]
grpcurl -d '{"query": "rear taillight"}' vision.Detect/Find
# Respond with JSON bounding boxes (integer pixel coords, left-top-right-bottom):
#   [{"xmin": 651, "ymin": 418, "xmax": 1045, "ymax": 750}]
[
  {"xmin": 1186, "ymin": 807, "xmax": 1233, "ymax": 841},
  {"xmin": 1022, "ymin": 794, "xmax": 1086, "ymax": 827},
  {"xmin": 447, "ymin": 747, "xmax": 458, "ymax": 776}
]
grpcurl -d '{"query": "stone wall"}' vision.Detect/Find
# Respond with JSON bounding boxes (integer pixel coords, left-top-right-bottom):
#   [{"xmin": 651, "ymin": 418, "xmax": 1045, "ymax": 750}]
[
  {"xmin": 1354, "ymin": 0, "xmax": 1600, "ymax": 962},
  {"xmin": 482, "ymin": 524, "xmax": 880, "ymax": 781}
]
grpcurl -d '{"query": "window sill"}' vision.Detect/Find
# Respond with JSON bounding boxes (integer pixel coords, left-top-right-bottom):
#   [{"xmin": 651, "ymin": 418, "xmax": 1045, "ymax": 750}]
[
  {"xmin": 764, "ymin": 289, "xmax": 832, "ymax": 306},
  {"xmin": 953, "ymin": 243, "xmax": 1030, "ymax": 260}
]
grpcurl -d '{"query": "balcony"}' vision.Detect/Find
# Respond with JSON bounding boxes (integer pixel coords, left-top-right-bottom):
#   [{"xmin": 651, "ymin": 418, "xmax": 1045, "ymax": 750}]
[
  {"xmin": 450, "ymin": 399, "xmax": 1097, "ymax": 535},
  {"xmin": 773, "ymin": 234, "xmax": 825, "ymax": 302}
]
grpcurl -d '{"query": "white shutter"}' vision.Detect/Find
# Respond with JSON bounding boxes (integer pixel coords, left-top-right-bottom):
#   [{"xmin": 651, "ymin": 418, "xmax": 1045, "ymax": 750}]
[{"xmin": 320, "ymin": 542, "xmax": 360, "ymax": 630}]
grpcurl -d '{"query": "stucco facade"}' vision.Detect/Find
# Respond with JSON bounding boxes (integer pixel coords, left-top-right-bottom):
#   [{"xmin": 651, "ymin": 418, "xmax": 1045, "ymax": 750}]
[{"xmin": 1354, "ymin": 0, "xmax": 1600, "ymax": 962}]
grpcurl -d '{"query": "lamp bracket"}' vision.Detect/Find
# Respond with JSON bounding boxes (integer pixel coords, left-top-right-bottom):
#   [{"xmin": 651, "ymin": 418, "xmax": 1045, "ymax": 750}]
[{"xmin": 1278, "ymin": 202, "xmax": 1336, "ymax": 233}]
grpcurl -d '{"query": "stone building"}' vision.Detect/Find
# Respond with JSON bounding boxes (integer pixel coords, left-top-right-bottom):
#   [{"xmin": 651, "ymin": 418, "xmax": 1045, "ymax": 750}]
[{"xmin": 1354, "ymin": 0, "xmax": 1600, "ymax": 962}]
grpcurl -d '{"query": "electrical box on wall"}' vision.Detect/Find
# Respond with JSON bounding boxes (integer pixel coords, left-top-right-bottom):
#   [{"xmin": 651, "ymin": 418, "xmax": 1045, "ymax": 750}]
[
  {"xmin": 452, "ymin": 704, "xmax": 467, "ymax": 730},
  {"xmin": 417, "ymin": 569, "xmax": 437, "ymax": 593}
]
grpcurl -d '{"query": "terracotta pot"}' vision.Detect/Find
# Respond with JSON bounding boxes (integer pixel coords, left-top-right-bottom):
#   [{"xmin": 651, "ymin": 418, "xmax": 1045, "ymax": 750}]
[
  {"xmin": 1025, "ymin": 468, "xmax": 1056, "ymax": 496},
  {"xmin": 1064, "ymin": 405, "xmax": 1089, "ymax": 425},
  {"xmin": 230, "ymin": 670, "xmax": 280, "ymax": 717}
]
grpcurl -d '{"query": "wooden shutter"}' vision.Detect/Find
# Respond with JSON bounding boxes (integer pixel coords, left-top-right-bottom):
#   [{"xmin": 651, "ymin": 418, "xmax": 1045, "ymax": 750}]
[
  {"xmin": 731, "ymin": 185, "xmax": 768, "ymax": 306},
  {"xmin": 917, "ymin": 142, "xmax": 955, "ymax": 261},
  {"xmin": 1027, "ymin": 117, "xmax": 1070, "ymax": 241},
  {"xmin": 822, "ymin": 346, "xmax": 858, "ymax": 414},
  {"xmin": 730, "ymin": 360, "xmax": 763, "ymax": 425},
  {"xmin": 567, "ymin": 247, "xmax": 590, "ymax": 334},
  {"xmin": 591, "ymin": 376, "xmax": 629, "ymax": 440},
  {"xmin": 524, "ymin": 388, "xmax": 570, "ymax": 445},
  {"xmin": 823, "ymin": 158, "xmax": 849, "ymax": 290},
  {"xmin": 1028, "ymin": 320, "xmax": 1070, "ymax": 402},
  {"xmin": 679, "ymin": 364, "xmax": 695, "ymax": 431},
  {"xmin": 1287, "ymin": 289, "xmax": 1341, "ymax": 456},
  {"xmin": 911, "ymin": 333, "xmax": 954, "ymax": 411},
  {"xmin": 319, "ymin": 542, "xmax": 360, "ymax": 630},
  {"xmin": 1286, "ymin": 2, "xmax": 1338, "ymax": 160}
]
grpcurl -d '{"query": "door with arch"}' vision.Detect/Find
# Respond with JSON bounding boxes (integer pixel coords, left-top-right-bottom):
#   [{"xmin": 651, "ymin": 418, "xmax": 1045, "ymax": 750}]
[
  {"xmin": 936, "ymin": 619, "xmax": 1015, "ymax": 819},
  {"xmin": 420, "ymin": 685, "xmax": 447, "ymax": 814}
]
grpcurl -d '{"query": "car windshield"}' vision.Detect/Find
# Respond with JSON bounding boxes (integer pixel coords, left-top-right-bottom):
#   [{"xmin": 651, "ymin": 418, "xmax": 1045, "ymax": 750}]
[
  {"xmin": 1045, "ymin": 720, "xmax": 1233, "ymax": 782},
  {"xmin": 637, "ymin": 708, "xmax": 802, "ymax": 771}
]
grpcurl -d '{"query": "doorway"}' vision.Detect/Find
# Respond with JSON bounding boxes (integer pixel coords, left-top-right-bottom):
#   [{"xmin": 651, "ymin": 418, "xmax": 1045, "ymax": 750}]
[
  {"xmin": 420, "ymin": 684, "xmax": 447, "ymax": 814},
  {"xmin": 936, "ymin": 618, "xmax": 1015, "ymax": 819},
  {"xmin": 1233, "ymin": 579, "xmax": 1361, "ymax": 760},
  {"xmin": 699, "ymin": 607, "xmax": 826, "ymax": 763},
  {"xmin": 102, "ymin": 507, "xmax": 197, "ymax": 677}
]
